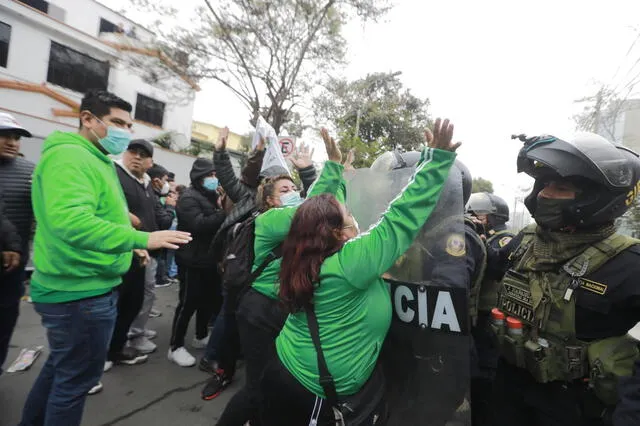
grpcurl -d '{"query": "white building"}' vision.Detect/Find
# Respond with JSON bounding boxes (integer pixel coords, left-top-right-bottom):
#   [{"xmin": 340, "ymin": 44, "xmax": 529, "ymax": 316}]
[{"xmin": 0, "ymin": 0, "xmax": 199, "ymax": 174}]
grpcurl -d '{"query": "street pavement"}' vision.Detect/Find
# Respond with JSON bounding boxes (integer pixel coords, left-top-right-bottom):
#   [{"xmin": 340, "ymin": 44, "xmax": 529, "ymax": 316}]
[{"xmin": 0, "ymin": 284, "xmax": 241, "ymax": 426}]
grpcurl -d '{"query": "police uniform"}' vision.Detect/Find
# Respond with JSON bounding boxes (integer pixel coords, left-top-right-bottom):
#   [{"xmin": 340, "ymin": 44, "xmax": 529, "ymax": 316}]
[{"xmin": 488, "ymin": 133, "xmax": 640, "ymax": 426}]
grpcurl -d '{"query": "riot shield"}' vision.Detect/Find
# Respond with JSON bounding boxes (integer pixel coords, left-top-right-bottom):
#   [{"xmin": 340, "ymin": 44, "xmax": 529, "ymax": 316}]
[{"xmin": 346, "ymin": 165, "xmax": 471, "ymax": 426}]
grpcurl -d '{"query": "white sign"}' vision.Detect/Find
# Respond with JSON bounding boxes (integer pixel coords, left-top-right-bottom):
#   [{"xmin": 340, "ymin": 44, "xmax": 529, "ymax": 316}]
[
  {"xmin": 278, "ymin": 136, "xmax": 296, "ymax": 158},
  {"xmin": 252, "ymin": 116, "xmax": 291, "ymax": 175}
]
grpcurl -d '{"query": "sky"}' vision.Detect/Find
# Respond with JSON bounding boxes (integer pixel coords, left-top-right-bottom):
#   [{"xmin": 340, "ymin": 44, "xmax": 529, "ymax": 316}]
[{"xmin": 102, "ymin": 0, "xmax": 640, "ymax": 215}]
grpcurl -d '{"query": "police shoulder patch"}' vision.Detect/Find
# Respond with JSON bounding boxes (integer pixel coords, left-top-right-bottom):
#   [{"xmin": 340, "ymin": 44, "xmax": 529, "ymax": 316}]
[
  {"xmin": 499, "ymin": 236, "xmax": 513, "ymax": 248},
  {"xmin": 445, "ymin": 234, "xmax": 466, "ymax": 257}
]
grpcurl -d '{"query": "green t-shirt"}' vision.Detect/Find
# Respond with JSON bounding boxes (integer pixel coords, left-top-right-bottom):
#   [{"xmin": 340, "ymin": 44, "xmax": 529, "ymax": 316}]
[{"xmin": 276, "ymin": 148, "xmax": 457, "ymax": 397}]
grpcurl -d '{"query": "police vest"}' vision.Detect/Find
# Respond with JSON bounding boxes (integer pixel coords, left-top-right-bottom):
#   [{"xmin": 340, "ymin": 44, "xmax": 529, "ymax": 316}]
[
  {"xmin": 477, "ymin": 229, "xmax": 513, "ymax": 313},
  {"xmin": 494, "ymin": 226, "xmax": 640, "ymax": 405}
]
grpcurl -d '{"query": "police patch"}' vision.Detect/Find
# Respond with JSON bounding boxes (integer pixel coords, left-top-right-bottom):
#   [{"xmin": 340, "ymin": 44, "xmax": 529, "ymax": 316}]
[
  {"xmin": 445, "ymin": 234, "xmax": 466, "ymax": 257},
  {"xmin": 580, "ymin": 278, "xmax": 607, "ymax": 295},
  {"xmin": 498, "ymin": 236, "xmax": 512, "ymax": 247}
]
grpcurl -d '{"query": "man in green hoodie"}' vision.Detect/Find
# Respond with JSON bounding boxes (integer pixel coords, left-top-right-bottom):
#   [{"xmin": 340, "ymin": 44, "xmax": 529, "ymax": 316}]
[{"xmin": 19, "ymin": 90, "xmax": 192, "ymax": 426}]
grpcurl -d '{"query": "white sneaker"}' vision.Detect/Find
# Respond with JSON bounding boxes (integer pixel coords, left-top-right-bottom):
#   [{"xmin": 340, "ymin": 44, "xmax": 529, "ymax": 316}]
[
  {"xmin": 127, "ymin": 329, "xmax": 157, "ymax": 340},
  {"xmin": 104, "ymin": 361, "xmax": 113, "ymax": 372},
  {"xmin": 192, "ymin": 335, "xmax": 210, "ymax": 349},
  {"xmin": 149, "ymin": 308, "xmax": 162, "ymax": 318},
  {"xmin": 168, "ymin": 347, "xmax": 196, "ymax": 367},
  {"xmin": 88, "ymin": 382, "xmax": 103, "ymax": 395},
  {"xmin": 128, "ymin": 336, "xmax": 157, "ymax": 354}
]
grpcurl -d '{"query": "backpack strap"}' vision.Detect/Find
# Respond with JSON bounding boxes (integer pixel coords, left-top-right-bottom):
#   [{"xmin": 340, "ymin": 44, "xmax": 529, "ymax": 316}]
[
  {"xmin": 563, "ymin": 233, "xmax": 640, "ymax": 279},
  {"xmin": 305, "ymin": 305, "xmax": 339, "ymax": 407}
]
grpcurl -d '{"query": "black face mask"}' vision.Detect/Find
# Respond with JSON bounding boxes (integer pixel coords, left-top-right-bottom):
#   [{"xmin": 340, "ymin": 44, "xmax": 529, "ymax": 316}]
[{"xmin": 534, "ymin": 197, "xmax": 574, "ymax": 230}]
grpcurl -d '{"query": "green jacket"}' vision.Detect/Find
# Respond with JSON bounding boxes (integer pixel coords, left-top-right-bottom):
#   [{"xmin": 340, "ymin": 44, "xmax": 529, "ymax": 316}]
[
  {"xmin": 251, "ymin": 160, "xmax": 346, "ymax": 299},
  {"xmin": 276, "ymin": 148, "xmax": 457, "ymax": 397},
  {"xmin": 31, "ymin": 131, "xmax": 149, "ymax": 303}
]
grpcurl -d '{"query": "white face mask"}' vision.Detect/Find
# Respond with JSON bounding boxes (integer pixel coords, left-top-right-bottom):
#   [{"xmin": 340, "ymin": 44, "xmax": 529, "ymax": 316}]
[
  {"xmin": 160, "ymin": 181, "xmax": 170, "ymax": 195},
  {"xmin": 280, "ymin": 191, "xmax": 303, "ymax": 207}
]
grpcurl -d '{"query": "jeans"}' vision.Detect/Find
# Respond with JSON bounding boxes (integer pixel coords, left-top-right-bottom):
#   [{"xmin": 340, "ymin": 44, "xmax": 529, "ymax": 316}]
[
  {"xmin": 216, "ymin": 288, "xmax": 287, "ymax": 426},
  {"xmin": 204, "ymin": 298, "xmax": 228, "ymax": 361},
  {"xmin": 130, "ymin": 257, "xmax": 157, "ymax": 335},
  {"xmin": 167, "ymin": 249, "xmax": 178, "ymax": 278},
  {"xmin": 0, "ymin": 266, "xmax": 25, "ymax": 373},
  {"xmin": 20, "ymin": 291, "xmax": 118, "ymax": 426}
]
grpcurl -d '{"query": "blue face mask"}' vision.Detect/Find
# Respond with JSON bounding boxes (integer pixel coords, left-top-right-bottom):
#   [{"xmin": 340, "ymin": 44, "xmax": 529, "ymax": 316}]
[
  {"xmin": 280, "ymin": 191, "xmax": 303, "ymax": 207},
  {"xmin": 91, "ymin": 118, "xmax": 132, "ymax": 155},
  {"xmin": 203, "ymin": 176, "xmax": 219, "ymax": 191}
]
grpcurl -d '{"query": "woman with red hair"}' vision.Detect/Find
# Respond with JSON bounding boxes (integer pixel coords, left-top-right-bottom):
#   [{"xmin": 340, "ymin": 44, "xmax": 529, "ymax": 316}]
[{"xmin": 261, "ymin": 118, "xmax": 461, "ymax": 425}]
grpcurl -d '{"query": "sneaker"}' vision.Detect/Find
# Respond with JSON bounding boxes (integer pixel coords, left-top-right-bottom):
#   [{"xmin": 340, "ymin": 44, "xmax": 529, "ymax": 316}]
[
  {"xmin": 104, "ymin": 361, "xmax": 113, "ymax": 372},
  {"xmin": 198, "ymin": 357, "xmax": 220, "ymax": 374},
  {"xmin": 154, "ymin": 281, "xmax": 171, "ymax": 288},
  {"xmin": 128, "ymin": 336, "xmax": 157, "ymax": 354},
  {"xmin": 111, "ymin": 347, "xmax": 149, "ymax": 365},
  {"xmin": 88, "ymin": 382, "xmax": 103, "ymax": 395},
  {"xmin": 201, "ymin": 371, "xmax": 231, "ymax": 400},
  {"xmin": 149, "ymin": 308, "xmax": 162, "ymax": 318},
  {"xmin": 168, "ymin": 347, "xmax": 196, "ymax": 367},
  {"xmin": 192, "ymin": 335, "xmax": 210, "ymax": 349},
  {"xmin": 127, "ymin": 329, "xmax": 157, "ymax": 340}
]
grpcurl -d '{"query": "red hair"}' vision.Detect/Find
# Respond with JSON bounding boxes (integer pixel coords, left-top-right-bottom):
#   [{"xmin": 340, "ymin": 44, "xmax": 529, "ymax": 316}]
[{"xmin": 279, "ymin": 194, "xmax": 345, "ymax": 312}]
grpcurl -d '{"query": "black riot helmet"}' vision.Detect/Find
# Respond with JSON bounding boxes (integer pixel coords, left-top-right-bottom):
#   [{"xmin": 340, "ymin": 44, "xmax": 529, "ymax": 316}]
[
  {"xmin": 466, "ymin": 192, "xmax": 510, "ymax": 228},
  {"xmin": 514, "ymin": 132, "xmax": 640, "ymax": 228},
  {"xmin": 371, "ymin": 150, "xmax": 472, "ymax": 204}
]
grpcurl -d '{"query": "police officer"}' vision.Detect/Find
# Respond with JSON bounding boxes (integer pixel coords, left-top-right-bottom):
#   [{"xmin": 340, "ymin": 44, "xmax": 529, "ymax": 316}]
[
  {"xmin": 371, "ymin": 150, "xmax": 484, "ymax": 425},
  {"xmin": 466, "ymin": 192, "xmax": 516, "ymax": 425},
  {"xmin": 489, "ymin": 133, "xmax": 640, "ymax": 426}
]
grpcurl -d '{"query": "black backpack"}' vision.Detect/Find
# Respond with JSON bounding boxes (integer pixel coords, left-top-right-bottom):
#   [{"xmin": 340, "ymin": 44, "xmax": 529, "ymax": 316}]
[{"xmin": 222, "ymin": 212, "xmax": 282, "ymax": 309}]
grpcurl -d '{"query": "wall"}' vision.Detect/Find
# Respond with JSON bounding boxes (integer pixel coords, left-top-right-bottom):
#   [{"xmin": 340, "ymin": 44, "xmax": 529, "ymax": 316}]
[
  {"xmin": 191, "ymin": 120, "xmax": 245, "ymax": 151},
  {"xmin": 622, "ymin": 100, "xmax": 640, "ymax": 153}
]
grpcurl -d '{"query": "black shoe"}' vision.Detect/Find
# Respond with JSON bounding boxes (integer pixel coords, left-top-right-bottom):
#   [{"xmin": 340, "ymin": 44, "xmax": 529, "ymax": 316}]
[
  {"xmin": 198, "ymin": 357, "xmax": 219, "ymax": 374},
  {"xmin": 111, "ymin": 347, "xmax": 148, "ymax": 365},
  {"xmin": 201, "ymin": 371, "xmax": 231, "ymax": 400}
]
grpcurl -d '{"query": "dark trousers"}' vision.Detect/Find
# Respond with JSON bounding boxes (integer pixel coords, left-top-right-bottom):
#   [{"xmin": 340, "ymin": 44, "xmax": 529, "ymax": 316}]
[
  {"xmin": 155, "ymin": 250, "xmax": 168, "ymax": 285},
  {"xmin": 216, "ymin": 288, "xmax": 287, "ymax": 426},
  {"xmin": 471, "ymin": 311, "xmax": 499, "ymax": 426},
  {"xmin": 260, "ymin": 356, "xmax": 335, "ymax": 426},
  {"xmin": 492, "ymin": 359, "xmax": 609, "ymax": 426},
  {"xmin": 108, "ymin": 260, "xmax": 145, "ymax": 359},
  {"xmin": 19, "ymin": 292, "xmax": 117, "ymax": 426},
  {"xmin": 170, "ymin": 266, "xmax": 221, "ymax": 350},
  {"xmin": 0, "ymin": 266, "xmax": 24, "ymax": 373}
]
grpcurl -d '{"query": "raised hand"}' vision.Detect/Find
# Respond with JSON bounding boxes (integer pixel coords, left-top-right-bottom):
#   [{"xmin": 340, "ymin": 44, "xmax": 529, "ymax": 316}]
[
  {"xmin": 290, "ymin": 143, "xmax": 315, "ymax": 170},
  {"xmin": 215, "ymin": 126, "xmax": 229, "ymax": 151},
  {"xmin": 320, "ymin": 128, "xmax": 342, "ymax": 163},
  {"xmin": 343, "ymin": 148, "xmax": 356, "ymax": 171},
  {"xmin": 256, "ymin": 136, "xmax": 266, "ymax": 152},
  {"xmin": 426, "ymin": 118, "xmax": 461, "ymax": 152}
]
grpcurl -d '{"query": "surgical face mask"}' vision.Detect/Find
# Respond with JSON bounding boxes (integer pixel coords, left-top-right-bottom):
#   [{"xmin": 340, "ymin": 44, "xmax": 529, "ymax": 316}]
[
  {"xmin": 280, "ymin": 191, "xmax": 303, "ymax": 207},
  {"xmin": 90, "ymin": 118, "xmax": 132, "ymax": 155},
  {"xmin": 534, "ymin": 197, "xmax": 573, "ymax": 230},
  {"xmin": 203, "ymin": 176, "xmax": 219, "ymax": 191},
  {"xmin": 160, "ymin": 181, "xmax": 170, "ymax": 195}
]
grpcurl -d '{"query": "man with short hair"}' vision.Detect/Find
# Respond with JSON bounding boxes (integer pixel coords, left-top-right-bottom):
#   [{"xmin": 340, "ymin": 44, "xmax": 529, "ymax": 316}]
[
  {"xmin": 19, "ymin": 90, "xmax": 191, "ymax": 426},
  {"xmin": 148, "ymin": 163, "xmax": 177, "ymax": 288},
  {"xmin": 115, "ymin": 140, "xmax": 174, "ymax": 356},
  {"xmin": 0, "ymin": 112, "xmax": 34, "ymax": 375}
]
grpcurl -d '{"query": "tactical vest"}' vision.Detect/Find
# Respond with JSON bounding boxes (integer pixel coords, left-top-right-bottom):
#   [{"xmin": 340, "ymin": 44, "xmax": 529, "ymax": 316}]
[
  {"xmin": 466, "ymin": 217, "xmax": 487, "ymax": 327},
  {"xmin": 494, "ymin": 226, "xmax": 640, "ymax": 405},
  {"xmin": 477, "ymin": 230, "xmax": 512, "ymax": 313}
]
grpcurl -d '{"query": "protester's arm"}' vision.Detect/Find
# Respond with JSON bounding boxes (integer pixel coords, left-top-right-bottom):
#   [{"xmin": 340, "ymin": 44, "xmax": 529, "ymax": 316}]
[
  {"xmin": 36, "ymin": 159, "xmax": 148, "ymax": 253},
  {"xmin": 1, "ymin": 216, "xmax": 21, "ymax": 254},
  {"xmin": 176, "ymin": 194, "xmax": 226, "ymax": 234},
  {"xmin": 242, "ymin": 149, "xmax": 266, "ymax": 189},
  {"xmin": 338, "ymin": 148, "xmax": 456, "ymax": 289},
  {"xmin": 154, "ymin": 195, "xmax": 174, "ymax": 230}
]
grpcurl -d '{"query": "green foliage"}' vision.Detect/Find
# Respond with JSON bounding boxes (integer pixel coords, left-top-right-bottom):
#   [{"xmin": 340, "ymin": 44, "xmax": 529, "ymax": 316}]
[
  {"xmin": 314, "ymin": 71, "xmax": 431, "ymax": 167},
  {"xmin": 472, "ymin": 177, "xmax": 494, "ymax": 194}
]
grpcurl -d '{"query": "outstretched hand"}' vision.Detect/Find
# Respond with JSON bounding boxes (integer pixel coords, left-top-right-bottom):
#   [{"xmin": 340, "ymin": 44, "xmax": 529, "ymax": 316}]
[
  {"xmin": 320, "ymin": 128, "xmax": 342, "ymax": 163},
  {"xmin": 290, "ymin": 143, "xmax": 314, "ymax": 170},
  {"xmin": 343, "ymin": 148, "xmax": 356, "ymax": 171},
  {"xmin": 425, "ymin": 118, "xmax": 461, "ymax": 152},
  {"xmin": 215, "ymin": 127, "xmax": 229, "ymax": 151}
]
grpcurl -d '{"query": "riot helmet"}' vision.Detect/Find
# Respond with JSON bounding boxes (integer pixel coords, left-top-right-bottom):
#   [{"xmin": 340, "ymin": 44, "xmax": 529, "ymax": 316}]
[
  {"xmin": 454, "ymin": 160, "xmax": 472, "ymax": 205},
  {"xmin": 466, "ymin": 192, "xmax": 510, "ymax": 229},
  {"xmin": 370, "ymin": 150, "xmax": 421, "ymax": 172},
  {"xmin": 514, "ymin": 132, "xmax": 640, "ymax": 228}
]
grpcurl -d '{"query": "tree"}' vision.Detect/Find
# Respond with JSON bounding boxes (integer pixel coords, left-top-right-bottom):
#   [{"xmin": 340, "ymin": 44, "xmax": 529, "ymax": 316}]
[
  {"xmin": 130, "ymin": 0, "xmax": 391, "ymax": 134},
  {"xmin": 314, "ymin": 71, "xmax": 431, "ymax": 167},
  {"xmin": 472, "ymin": 177, "xmax": 494, "ymax": 194}
]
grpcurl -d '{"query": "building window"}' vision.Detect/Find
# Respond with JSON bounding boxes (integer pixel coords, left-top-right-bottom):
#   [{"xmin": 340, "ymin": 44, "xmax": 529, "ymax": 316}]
[
  {"xmin": 47, "ymin": 41, "xmax": 109, "ymax": 93},
  {"xmin": 135, "ymin": 94, "xmax": 165, "ymax": 127},
  {"xmin": 0, "ymin": 22, "xmax": 10, "ymax": 68},
  {"xmin": 18, "ymin": 0, "xmax": 49, "ymax": 14},
  {"xmin": 99, "ymin": 18, "xmax": 121, "ymax": 34}
]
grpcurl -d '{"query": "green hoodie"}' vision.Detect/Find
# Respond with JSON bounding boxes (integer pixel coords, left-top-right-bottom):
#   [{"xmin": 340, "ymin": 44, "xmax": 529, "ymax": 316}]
[
  {"xmin": 276, "ymin": 148, "xmax": 456, "ymax": 397},
  {"xmin": 31, "ymin": 131, "xmax": 149, "ymax": 303}
]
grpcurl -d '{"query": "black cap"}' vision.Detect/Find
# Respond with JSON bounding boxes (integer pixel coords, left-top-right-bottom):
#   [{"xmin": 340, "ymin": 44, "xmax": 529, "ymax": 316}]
[
  {"xmin": 148, "ymin": 164, "xmax": 169, "ymax": 179},
  {"xmin": 128, "ymin": 139, "xmax": 154, "ymax": 157},
  {"xmin": 190, "ymin": 157, "xmax": 216, "ymax": 182}
]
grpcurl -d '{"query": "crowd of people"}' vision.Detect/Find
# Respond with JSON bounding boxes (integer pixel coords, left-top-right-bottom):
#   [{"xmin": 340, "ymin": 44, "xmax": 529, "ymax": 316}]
[{"xmin": 1, "ymin": 87, "xmax": 640, "ymax": 426}]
